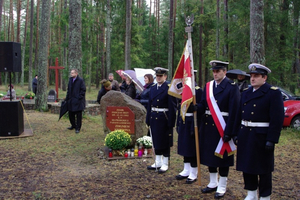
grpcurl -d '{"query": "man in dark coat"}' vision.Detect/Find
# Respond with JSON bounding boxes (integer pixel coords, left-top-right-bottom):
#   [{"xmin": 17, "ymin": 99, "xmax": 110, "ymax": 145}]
[
  {"xmin": 197, "ymin": 60, "xmax": 240, "ymax": 199},
  {"xmin": 175, "ymin": 85, "xmax": 202, "ymax": 184},
  {"xmin": 66, "ymin": 69, "xmax": 86, "ymax": 134},
  {"xmin": 97, "ymin": 79, "xmax": 112, "ymax": 104},
  {"xmin": 233, "ymin": 63, "xmax": 284, "ymax": 200},
  {"xmin": 32, "ymin": 75, "xmax": 38, "ymax": 95},
  {"xmin": 146, "ymin": 67, "xmax": 177, "ymax": 174}
]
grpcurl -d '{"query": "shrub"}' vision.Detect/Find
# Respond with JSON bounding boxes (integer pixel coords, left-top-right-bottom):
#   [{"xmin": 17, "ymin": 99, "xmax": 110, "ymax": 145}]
[{"xmin": 105, "ymin": 130, "xmax": 132, "ymax": 150}]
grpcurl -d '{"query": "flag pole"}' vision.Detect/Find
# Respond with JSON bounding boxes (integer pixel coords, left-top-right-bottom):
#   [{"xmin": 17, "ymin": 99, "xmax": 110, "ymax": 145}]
[{"xmin": 185, "ymin": 15, "xmax": 201, "ymax": 186}]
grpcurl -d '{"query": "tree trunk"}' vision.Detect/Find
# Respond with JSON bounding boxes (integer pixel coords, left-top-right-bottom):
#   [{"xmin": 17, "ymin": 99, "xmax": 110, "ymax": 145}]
[
  {"xmin": 21, "ymin": 0, "xmax": 30, "ymax": 87},
  {"xmin": 293, "ymin": 0, "xmax": 300, "ymax": 82},
  {"xmin": 28, "ymin": 0, "xmax": 34, "ymax": 91},
  {"xmin": 198, "ymin": 0, "xmax": 203, "ymax": 87},
  {"xmin": 34, "ymin": 0, "xmax": 40, "ymax": 71},
  {"xmin": 106, "ymin": 0, "xmax": 111, "ymax": 77},
  {"xmin": 216, "ymin": 0, "xmax": 220, "ymax": 59},
  {"xmin": 125, "ymin": 0, "xmax": 132, "ymax": 70},
  {"xmin": 223, "ymin": 0, "xmax": 228, "ymax": 59},
  {"xmin": 15, "ymin": 0, "xmax": 21, "ymax": 84},
  {"xmin": 68, "ymin": 0, "xmax": 82, "ymax": 73},
  {"xmin": 62, "ymin": 0, "xmax": 68, "ymax": 92},
  {"xmin": 36, "ymin": 0, "xmax": 51, "ymax": 111},
  {"xmin": 167, "ymin": 0, "xmax": 174, "ymax": 79},
  {"xmin": 250, "ymin": 0, "xmax": 265, "ymax": 64},
  {"xmin": 0, "ymin": 0, "xmax": 3, "ymax": 85}
]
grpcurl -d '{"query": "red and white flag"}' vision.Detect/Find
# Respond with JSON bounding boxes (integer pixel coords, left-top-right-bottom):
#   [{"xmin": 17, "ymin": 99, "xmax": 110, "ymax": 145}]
[{"xmin": 168, "ymin": 41, "xmax": 193, "ymax": 121}]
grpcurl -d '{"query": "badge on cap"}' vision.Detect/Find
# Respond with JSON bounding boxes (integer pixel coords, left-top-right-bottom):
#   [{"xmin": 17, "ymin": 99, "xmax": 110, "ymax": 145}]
[
  {"xmin": 154, "ymin": 67, "xmax": 169, "ymax": 75},
  {"xmin": 209, "ymin": 60, "xmax": 229, "ymax": 70},
  {"xmin": 248, "ymin": 63, "xmax": 271, "ymax": 75}
]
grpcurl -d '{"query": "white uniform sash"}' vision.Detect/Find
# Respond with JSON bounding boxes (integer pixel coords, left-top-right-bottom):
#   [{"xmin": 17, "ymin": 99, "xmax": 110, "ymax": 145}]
[{"xmin": 206, "ymin": 81, "xmax": 236, "ymax": 158}]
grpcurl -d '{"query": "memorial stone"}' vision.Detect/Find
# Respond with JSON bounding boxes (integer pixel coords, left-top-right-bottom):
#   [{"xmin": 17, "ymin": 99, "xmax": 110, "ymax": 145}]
[
  {"xmin": 48, "ymin": 89, "xmax": 57, "ymax": 102},
  {"xmin": 100, "ymin": 91, "xmax": 147, "ymax": 144}
]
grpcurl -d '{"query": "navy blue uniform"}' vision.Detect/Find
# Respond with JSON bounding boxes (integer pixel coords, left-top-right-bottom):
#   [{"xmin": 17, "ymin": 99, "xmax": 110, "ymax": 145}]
[
  {"xmin": 146, "ymin": 82, "xmax": 176, "ymax": 150},
  {"xmin": 198, "ymin": 78, "xmax": 240, "ymax": 167},
  {"xmin": 235, "ymin": 83, "xmax": 284, "ymax": 174},
  {"xmin": 177, "ymin": 87, "xmax": 202, "ymax": 157}
]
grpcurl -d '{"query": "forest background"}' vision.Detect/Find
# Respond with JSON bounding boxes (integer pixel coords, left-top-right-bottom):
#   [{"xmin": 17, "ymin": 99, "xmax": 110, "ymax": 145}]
[{"xmin": 0, "ymin": 0, "xmax": 299, "ymax": 107}]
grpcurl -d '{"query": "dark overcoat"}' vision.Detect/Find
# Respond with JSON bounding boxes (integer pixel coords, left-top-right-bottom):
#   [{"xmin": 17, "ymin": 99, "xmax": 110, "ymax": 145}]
[
  {"xmin": 177, "ymin": 86, "xmax": 203, "ymax": 157},
  {"xmin": 137, "ymin": 83, "xmax": 155, "ymax": 109},
  {"xmin": 198, "ymin": 77, "xmax": 240, "ymax": 167},
  {"xmin": 97, "ymin": 86, "xmax": 108, "ymax": 104},
  {"xmin": 235, "ymin": 83, "xmax": 284, "ymax": 174},
  {"xmin": 146, "ymin": 82, "xmax": 177, "ymax": 150},
  {"xmin": 66, "ymin": 76, "xmax": 86, "ymax": 112}
]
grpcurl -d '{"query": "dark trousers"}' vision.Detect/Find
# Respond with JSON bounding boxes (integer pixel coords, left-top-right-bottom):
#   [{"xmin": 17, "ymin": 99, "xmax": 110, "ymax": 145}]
[
  {"xmin": 33, "ymin": 87, "xmax": 37, "ymax": 95},
  {"xmin": 184, "ymin": 156, "xmax": 197, "ymax": 167},
  {"xmin": 208, "ymin": 166, "xmax": 229, "ymax": 177},
  {"xmin": 69, "ymin": 111, "xmax": 82, "ymax": 130},
  {"xmin": 243, "ymin": 172, "xmax": 272, "ymax": 197},
  {"xmin": 155, "ymin": 148, "xmax": 170, "ymax": 157}
]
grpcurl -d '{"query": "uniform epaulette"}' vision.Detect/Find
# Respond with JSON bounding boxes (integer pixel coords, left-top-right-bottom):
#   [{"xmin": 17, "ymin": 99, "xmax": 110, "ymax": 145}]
[
  {"xmin": 152, "ymin": 83, "xmax": 157, "ymax": 87},
  {"xmin": 195, "ymin": 86, "xmax": 200, "ymax": 90},
  {"xmin": 270, "ymin": 86, "xmax": 278, "ymax": 90},
  {"xmin": 231, "ymin": 82, "xmax": 236, "ymax": 85},
  {"xmin": 243, "ymin": 87, "xmax": 249, "ymax": 91}
]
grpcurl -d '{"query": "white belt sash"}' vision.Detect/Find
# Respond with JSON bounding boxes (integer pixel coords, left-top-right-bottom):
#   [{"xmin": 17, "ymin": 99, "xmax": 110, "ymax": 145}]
[{"xmin": 206, "ymin": 81, "xmax": 236, "ymax": 158}]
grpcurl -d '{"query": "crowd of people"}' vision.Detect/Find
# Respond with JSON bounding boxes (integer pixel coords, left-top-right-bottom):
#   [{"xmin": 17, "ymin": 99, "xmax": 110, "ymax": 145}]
[{"xmin": 62, "ymin": 61, "xmax": 283, "ymax": 200}]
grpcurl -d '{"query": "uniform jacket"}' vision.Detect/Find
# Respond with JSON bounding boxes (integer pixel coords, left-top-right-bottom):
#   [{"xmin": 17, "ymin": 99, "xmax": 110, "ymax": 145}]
[
  {"xmin": 177, "ymin": 86, "xmax": 203, "ymax": 157},
  {"xmin": 234, "ymin": 83, "xmax": 284, "ymax": 174},
  {"xmin": 198, "ymin": 77, "xmax": 240, "ymax": 167},
  {"xmin": 66, "ymin": 76, "xmax": 86, "ymax": 112},
  {"xmin": 146, "ymin": 82, "xmax": 177, "ymax": 149}
]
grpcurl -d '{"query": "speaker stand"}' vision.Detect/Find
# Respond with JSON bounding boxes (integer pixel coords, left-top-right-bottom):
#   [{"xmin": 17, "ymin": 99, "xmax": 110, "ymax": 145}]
[{"xmin": 9, "ymin": 71, "xmax": 12, "ymax": 101}]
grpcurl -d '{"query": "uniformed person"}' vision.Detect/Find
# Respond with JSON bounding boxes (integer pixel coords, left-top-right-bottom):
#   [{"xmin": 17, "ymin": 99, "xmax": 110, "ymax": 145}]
[
  {"xmin": 146, "ymin": 67, "xmax": 177, "ymax": 173},
  {"xmin": 175, "ymin": 83, "xmax": 202, "ymax": 184},
  {"xmin": 233, "ymin": 63, "xmax": 284, "ymax": 200},
  {"xmin": 197, "ymin": 60, "xmax": 240, "ymax": 199}
]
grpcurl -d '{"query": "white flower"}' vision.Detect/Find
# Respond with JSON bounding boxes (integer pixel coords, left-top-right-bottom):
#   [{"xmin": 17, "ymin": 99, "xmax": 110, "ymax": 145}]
[{"xmin": 136, "ymin": 136, "xmax": 152, "ymax": 148}]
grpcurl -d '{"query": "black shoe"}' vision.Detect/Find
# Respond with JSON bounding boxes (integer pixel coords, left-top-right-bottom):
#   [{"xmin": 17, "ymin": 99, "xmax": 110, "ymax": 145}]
[
  {"xmin": 201, "ymin": 187, "xmax": 217, "ymax": 193},
  {"xmin": 75, "ymin": 129, "xmax": 80, "ymax": 134},
  {"xmin": 158, "ymin": 169, "xmax": 167, "ymax": 174},
  {"xmin": 147, "ymin": 165, "xmax": 160, "ymax": 170},
  {"xmin": 67, "ymin": 126, "xmax": 74, "ymax": 130},
  {"xmin": 186, "ymin": 178, "xmax": 197, "ymax": 184},
  {"xmin": 175, "ymin": 174, "xmax": 188, "ymax": 180},
  {"xmin": 214, "ymin": 192, "xmax": 225, "ymax": 199}
]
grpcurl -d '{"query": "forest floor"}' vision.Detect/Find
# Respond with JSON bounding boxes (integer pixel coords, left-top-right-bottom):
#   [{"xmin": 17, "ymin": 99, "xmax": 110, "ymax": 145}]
[{"xmin": 0, "ymin": 111, "xmax": 299, "ymax": 200}]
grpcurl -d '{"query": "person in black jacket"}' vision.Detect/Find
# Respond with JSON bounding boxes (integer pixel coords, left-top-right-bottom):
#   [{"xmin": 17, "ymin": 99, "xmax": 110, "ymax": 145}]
[
  {"xmin": 136, "ymin": 74, "xmax": 154, "ymax": 109},
  {"xmin": 65, "ymin": 69, "xmax": 86, "ymax": 134},
  {"xmin": 233, "ymin": 63, "xmax": 284, "ymax": 200},
  {"xmin": 97, "ymin": 79, "xmax": 112, "ymax": 104},
  {"xmin": 124, "ymin": 77, "xmax": 136, "ymax": 99},
  {"xmin": 32, "ymin": 75, "xmax": 38, "ymax": 95}
]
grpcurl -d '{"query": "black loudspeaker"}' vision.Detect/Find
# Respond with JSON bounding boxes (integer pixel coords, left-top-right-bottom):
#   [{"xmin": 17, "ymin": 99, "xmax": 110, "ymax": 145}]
[
  {"xmin": 0, "ymin": 101, "xmax": 24, "ymax": 136},
  {"xmin": 0, "ymin": 42, "xmax": 21, "ymax": 72}
]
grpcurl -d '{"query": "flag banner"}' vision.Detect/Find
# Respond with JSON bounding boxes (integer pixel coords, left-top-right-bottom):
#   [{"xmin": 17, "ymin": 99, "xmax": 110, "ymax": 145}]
[
  {"xmin": 206, "ymin": 81, "xmax": 236, "ymax": 158},
  {"xmin": 168, "ymin": 41, "xmax": 193, "ymax": 121}
]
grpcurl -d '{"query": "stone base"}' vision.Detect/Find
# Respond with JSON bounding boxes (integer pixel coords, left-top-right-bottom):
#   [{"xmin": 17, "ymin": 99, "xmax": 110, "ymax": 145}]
[{"xmin": 48, "ymin": 102, "xmax": 100, "ymax": 116}]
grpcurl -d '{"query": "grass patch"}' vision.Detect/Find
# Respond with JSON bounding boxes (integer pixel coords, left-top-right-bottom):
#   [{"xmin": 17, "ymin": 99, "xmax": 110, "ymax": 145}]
[{"xmin": 279, "ymin": 127, "xmax": 300, "ymax": 146}]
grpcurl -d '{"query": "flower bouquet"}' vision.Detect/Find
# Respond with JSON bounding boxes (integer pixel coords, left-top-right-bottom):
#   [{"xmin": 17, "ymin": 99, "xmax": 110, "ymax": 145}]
[
  {"xmin": 25, "ymin": 92, "xmax": 35, "ymax": 99},
  {"xmin": 105, "ymin": 130, "xmax": 132, "ymax": 156},
  {"xmin": 136, "ymin": 136, "xmax": 152, "ymax": 149}
]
